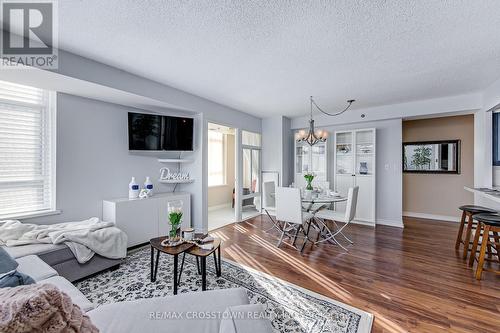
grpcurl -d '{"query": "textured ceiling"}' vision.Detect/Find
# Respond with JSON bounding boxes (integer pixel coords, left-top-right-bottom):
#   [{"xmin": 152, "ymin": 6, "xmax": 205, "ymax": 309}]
[{"xmin": 53, "ymin": 0, "xmax": 500, "ymax": 117}]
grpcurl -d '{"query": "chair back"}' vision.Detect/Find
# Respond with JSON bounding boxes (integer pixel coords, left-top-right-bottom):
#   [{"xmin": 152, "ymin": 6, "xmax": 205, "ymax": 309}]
[
  {"xmin": 263, "ymin": 181, "xmax": 276, "ymax": 209},
  {"xmin": 276, "ymin": 187, "xmax": 302, "ymax": 225},
  {"xmin": 344, "ymin": 186, "xmax": 359, "ymax": 222}
]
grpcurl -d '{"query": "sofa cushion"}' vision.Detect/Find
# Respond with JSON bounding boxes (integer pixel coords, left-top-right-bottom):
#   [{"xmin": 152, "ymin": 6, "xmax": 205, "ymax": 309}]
[
  {"xmin": 219, "ymin": 304, "xmax": 273, "ymax": 333},
  {"xmin": 88, "ymin": 288, "xmax": 249, "ymax": 333},
  {"xmin": 16, "ymin": 255, "xmax": 58, "ymax": 282},
  {"xmin": 40, "ymin": 276, "xmax": 95, "ymax": 312},
  {"xmin": 2, "ymin": 243, "xmax": 69, "ymax": 261}
]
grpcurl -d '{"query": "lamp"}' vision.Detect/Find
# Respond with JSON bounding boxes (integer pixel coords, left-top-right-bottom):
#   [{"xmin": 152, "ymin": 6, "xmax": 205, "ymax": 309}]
[{"xmin": 296, "ymin": 96, "xmax": 355, "ymax": 146}]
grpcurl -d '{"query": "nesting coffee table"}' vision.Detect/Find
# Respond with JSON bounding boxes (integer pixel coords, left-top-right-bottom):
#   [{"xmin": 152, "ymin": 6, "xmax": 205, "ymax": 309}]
[{"xmin": 149, "ymin": 236, "xmax": 221, "ymax": 294}]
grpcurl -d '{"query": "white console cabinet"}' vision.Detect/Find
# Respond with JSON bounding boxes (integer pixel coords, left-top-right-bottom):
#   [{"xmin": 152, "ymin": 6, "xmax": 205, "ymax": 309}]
[{"xmin": 103, "ymin": 192, "xmax": 191, "ymax": 247}]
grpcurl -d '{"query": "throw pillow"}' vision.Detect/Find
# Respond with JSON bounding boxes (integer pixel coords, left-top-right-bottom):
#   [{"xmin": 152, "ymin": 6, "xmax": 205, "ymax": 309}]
[
  {"xmin": 0, "ymin": 246, "xmax": 18, "ymax": 275},
  {"xmin": 0, "ymin": 247, "xmax": 35, "ymax": 288}
]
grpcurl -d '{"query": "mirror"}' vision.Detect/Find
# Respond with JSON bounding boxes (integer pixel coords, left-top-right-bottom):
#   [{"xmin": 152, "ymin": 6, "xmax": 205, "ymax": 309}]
[{"xmin": 403, "ymin": 140, "xmax": 460, "ymax": 174}]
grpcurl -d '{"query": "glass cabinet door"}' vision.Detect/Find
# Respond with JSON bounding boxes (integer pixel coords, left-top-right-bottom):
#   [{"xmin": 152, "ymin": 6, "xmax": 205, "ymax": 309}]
[
  {"xmin": 355, "ymin": 130, "xmax": 374, "ymax": 175},
  {"xmin": 295, "ymin": 143, "xmax": 310, "ymax": 174},
  {"xmin": 311, "ymin": 142, "xmax": 327, "ymax": 180},
  {"xmin": 335, "ymin": 132, "xmax": 354, "ymax": 175}
]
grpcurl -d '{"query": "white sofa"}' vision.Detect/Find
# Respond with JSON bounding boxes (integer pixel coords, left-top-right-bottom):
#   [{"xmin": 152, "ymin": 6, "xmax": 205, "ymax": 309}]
[{"xmin": 15, "ymin": 255, "xmax": 273, "ymax": 333}]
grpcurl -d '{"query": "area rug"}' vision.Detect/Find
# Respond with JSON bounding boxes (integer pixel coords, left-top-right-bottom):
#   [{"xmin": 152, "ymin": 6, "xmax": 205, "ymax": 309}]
[{"xmin": 75, "ymin": 247, "xmax": 373, "ymax": 333}]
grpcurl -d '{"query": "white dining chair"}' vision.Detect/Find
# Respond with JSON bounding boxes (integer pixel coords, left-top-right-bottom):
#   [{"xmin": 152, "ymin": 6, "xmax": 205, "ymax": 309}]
[
  {"xmin": 262, "ymin": 181, "xmax": 279, "ymax": 232},
  {"xmin": 263, "ymin": 181, "xmax": 276, "ymax": 211},
  {"xmin": 313, "ymin": 186, "xmax": 359, "ymax": 251},
  {"xmin": 275, "ymin": 187, "xmax": 314, "ymax": 251}
]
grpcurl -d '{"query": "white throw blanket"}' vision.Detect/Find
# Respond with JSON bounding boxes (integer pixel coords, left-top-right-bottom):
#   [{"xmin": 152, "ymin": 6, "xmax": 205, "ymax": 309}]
[{"xmin": 0, "ymin": 218, "xmax": 128, "ymax": 263}]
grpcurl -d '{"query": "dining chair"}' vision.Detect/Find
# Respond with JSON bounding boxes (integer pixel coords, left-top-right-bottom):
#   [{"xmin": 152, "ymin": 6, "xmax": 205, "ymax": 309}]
[
  {"xmin": 313, "ymin": 186, "xmax": 359, "ymax": 251},
  {"xmin": 262, "ymin": 181, "xmax": 279, "ymax": 232},
  {"xmin": 275, "ymin": 187, "xmax": 313, "ymax": 251}
]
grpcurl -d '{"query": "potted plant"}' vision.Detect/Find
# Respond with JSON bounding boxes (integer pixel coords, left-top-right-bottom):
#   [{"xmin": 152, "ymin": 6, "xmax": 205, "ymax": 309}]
[
  {"xmin": 167, "ymin": 200, "xmax": 183, "ymax": 240},
  {"xmin": 303, "ymin": 173, "xmax": 314, "ymax": 199}
]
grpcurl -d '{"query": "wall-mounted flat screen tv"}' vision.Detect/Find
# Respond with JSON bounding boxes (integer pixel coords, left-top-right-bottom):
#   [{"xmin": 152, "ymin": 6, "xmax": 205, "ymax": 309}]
[{"xmin": 128, "ymin": 112, "xmax": 194, "ymax": 151}]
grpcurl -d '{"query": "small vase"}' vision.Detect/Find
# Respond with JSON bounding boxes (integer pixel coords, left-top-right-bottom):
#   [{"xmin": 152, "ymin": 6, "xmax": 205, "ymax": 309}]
[
  {"xmin": 169, "ymin": 224, "xmax": 180, "ymax": 239},
  {"xmin": 359, "ymin": 162, "xmax": 368, "ymax": 175},
  {"xmin": 168, "ymin": 200, "xmax": 183, "ymax": 240},
  {"xmin": 304, "ymin": 189, "xmax": 312, "ymax": 199}
]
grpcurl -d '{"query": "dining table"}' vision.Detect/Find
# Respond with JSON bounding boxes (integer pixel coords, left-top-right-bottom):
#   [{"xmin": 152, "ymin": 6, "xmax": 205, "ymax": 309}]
[{"xmin": 301, "ymin": 194, "xmax": 347, "ymax": 212}]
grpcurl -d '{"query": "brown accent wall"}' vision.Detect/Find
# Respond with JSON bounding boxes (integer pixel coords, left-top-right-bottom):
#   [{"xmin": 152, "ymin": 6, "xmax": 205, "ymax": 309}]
[{"xmin": 403, "ymin": 115, "xmax": 474, "ymax": 219}]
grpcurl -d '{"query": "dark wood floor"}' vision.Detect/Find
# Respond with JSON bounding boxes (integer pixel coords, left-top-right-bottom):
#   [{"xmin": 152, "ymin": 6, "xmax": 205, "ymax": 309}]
[{"xmin": 210, "ymin": 216, "xmax": 500, "ymax": 333}]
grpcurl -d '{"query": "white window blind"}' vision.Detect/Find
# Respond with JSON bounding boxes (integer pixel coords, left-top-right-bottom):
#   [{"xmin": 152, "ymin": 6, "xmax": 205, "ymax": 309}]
[
  {"xmin": 0, "ymin": 80, "xmax": 56, "ymax": 219},
  {"xmin": 208, "ymin": 131, "xmax": 225, "ymax": 186}
]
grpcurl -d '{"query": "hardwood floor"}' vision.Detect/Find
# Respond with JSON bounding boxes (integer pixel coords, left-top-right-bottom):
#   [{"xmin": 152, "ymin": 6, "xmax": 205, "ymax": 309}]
[{"xmin": 210, "ymin": 215, "xmax": 500, "ymax": 333}]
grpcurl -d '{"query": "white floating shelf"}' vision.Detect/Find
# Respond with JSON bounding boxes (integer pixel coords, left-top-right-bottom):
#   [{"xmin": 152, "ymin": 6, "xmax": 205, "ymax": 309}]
[
  {"xmin": 158, "ymin": 179, "xmax": 195, "ymax": 184},
  {"xmin": 157, "ymin": 158, "xmax": 193, "ymax": 163}
]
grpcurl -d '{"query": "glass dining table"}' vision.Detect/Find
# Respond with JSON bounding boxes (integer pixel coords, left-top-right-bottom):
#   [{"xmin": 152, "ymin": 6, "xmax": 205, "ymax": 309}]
[{"xmin": 301, "ymin": 195, "xmax": 347, "ymax": 212}]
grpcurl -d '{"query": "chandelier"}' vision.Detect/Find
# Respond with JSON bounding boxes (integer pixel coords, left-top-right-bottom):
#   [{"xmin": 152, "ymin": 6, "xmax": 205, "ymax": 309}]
[{"xmin": 296, "ymin": 96, "xmax": 355, "ymax": 146}]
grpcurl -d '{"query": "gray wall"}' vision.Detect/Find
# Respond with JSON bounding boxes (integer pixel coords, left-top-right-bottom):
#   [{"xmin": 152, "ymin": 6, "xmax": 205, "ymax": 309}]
[
  {"xmin": 262, "ymin": 116, "xmax": 283, "ymax": 184},
  {"xmin": 281, "ymin": 117, "xmax": 293, "ymax": 186},
  {"xmin": 22, "ymin": 50, "xmax": 262, "ymax": 231},
  {"xmin": 261, "ymin": 116, "xmax": 293, "ymax": 187},
  {"xmin": 25, "ymin": 93, "xmax": 192, "ymax": 224}
]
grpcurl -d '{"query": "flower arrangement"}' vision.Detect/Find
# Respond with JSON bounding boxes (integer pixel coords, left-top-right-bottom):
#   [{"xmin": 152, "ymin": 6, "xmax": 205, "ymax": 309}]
[
  {"xmin": 304, "ymin": 173, "xmax": 314, "ymax": 190},
  {"xmin": 167, "ymin": 200, "xmax": 183, "ymax": 239}
]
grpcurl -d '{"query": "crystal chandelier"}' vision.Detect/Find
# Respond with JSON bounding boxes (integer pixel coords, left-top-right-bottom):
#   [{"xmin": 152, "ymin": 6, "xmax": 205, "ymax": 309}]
[{"xmin": 296, "ymin": 96, "xmax": 355, "ymax": 146}]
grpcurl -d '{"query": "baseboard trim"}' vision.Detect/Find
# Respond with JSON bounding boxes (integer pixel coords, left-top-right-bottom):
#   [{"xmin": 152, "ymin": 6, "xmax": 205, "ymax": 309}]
[
  {"xmin": 377, "ymin": 218, "xmax": 405, "ymax": 228},
  {"xmin": 403, "ymin": 211, "xmax": 459, "ymax": 223},
  {"xmin": 352, "ymin": 219, "xmax": 376, "ymax": 227},
  {"xmin": 208, "ymin": 203, "xmax": 232, "ymax": 212}
]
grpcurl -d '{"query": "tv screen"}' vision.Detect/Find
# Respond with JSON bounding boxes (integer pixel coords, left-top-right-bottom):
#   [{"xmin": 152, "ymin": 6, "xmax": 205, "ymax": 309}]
[
  {"xmin": 163, "ymin": 116, "xmax": 194, "ymax": 151},
  {"xmin": 128, "ymin": 112, "xmax": 194, "ymax": 151},
  {"xmin": 128, "ymin": 113, "xmax": 162, "ymax": 150}
]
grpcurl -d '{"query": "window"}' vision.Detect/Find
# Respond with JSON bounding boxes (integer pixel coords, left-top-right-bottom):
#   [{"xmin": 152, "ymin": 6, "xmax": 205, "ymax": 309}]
[
  {"xmin": 208, "ymin": 131, "xmax": 225, "ymax": 186},
  {"xmin": 242, "ymin": 130, "xmax": 261, "ymax": 147},
  {"xmin": 0, "ymin": 80, "xmax": 56, "ymax": 219}
]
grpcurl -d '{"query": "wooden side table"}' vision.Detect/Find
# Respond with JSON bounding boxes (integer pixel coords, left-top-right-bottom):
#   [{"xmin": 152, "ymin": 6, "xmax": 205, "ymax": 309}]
[
  {"xmin": 182, "ymin": 238, "xmax": 221, "ymax": 291},
  {"xmin": 150, "ymin": 236, "xmax": 194, "ymax": 295}
]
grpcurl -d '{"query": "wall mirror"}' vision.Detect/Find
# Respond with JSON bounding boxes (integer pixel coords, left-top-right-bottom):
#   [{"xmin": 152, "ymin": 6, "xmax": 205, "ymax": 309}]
[{"xmin": 403, "ymin": 140, "xmax": 460, "ymax": 174}]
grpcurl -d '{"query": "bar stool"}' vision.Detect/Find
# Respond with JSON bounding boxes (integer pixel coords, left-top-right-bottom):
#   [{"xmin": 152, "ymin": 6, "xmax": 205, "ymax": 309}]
[
  {"xmin": 456, "ymin": 205, "xmax": 497, "ymax": 259},
  {"xmin": 468, "ymin": 213, "xmax": 500, "ymax": 280}
]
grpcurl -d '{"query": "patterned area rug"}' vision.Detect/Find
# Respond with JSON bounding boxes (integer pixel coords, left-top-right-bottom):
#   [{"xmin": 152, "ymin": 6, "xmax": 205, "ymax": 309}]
[{"xmin": 76, "ymin": 247, "xmax": 373, "ymax": 333}]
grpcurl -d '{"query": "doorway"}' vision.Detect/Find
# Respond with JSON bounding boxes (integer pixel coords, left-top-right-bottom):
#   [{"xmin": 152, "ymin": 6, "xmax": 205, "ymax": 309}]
[
  {"xmin": 207, "ymin": 122, "xmax": 236, "ymax": 231},
  {"xmin": 239, "ymin": 130, "xmax": 262, "ymax": 221}
]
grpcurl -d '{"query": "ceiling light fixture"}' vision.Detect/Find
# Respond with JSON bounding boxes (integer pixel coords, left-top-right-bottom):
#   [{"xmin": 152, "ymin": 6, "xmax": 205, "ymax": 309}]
[{"xmin": 296, "ymin": 96, "xmax": 355, "ymax": 146}]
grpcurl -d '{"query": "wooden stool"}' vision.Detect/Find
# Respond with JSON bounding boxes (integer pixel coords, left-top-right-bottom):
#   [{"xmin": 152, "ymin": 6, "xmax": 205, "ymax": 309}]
[
  {"xmin": 469, "ymin": 213, "xmax": 500, "ymax": 280},
  {"xmin": 456, "ymin": 205, "xmax": 496, "ymax": 259}
]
